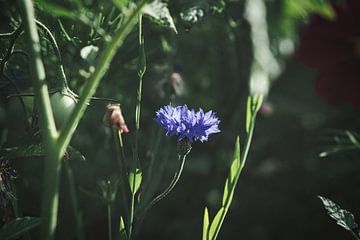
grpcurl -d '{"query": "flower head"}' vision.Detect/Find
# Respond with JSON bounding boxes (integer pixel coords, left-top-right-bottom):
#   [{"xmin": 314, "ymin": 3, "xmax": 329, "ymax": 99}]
[{"xmin": 155, "ymin": 104, "xmax": 220, "ymax": 142}]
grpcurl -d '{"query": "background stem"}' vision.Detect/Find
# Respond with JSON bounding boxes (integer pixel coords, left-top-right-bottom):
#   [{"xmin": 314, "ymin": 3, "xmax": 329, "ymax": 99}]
[{"xmin": 108, "ymin": 204, "xmax": 112, "ymax": 240}]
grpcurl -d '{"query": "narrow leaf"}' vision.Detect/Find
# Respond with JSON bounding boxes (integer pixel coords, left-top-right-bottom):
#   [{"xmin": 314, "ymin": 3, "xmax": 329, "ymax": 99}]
[
  {"xmin": 246, "ymin": 96, "xmax": 252, "ymax": 133},
  {"xmin": 112, "ymin": 0, "xmax": 129, "ymax": 9},
  {"xmin": 129, "ymin": 168, "xmax": 142, "ymax": 194},
  {"xmin": 0, "ymin": 217, "xmax": 40, "ymax": 240},
  {"xmin": 346, "ymin": 131, "xmax": 359, "ymax": 146},
  {"xmin": 253, "ymin": 94, "xmax": 264, "ymax": 113},
  {"xmin": 35, "ymin": 0, "xmax": 77, "ymax": 19},
  {"xmin": 318, "ymin": 196, "xmax": 358, "ymax": 232},
  {"xmin": 209, "ymin": 207, "xmax": 225, "ymax": 240},
  {"xmin": 119, "ymin": 216, "xmax": 128, "ymax": 240},
  {"xmin": 143, "ymin": 0, "xmax": 178, "ymax": 34},
  {"xmin": 202, "ymin": 207, "xmax": 210, "ymax": 240},
  {"xmin": 222, "ymin": 137, "xmax": 240, "ymax": 206}
]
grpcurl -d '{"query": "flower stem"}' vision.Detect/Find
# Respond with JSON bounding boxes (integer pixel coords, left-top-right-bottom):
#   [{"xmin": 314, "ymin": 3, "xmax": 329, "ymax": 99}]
[
  {"xmin": 65, "ymin": 161, "xmax": 85, "ymax": 240},
  {"xmin": 107, "ymin": 204, "xmax": 113, "ymax": 240},
  {"xmin": 148, "ymin": 154, "xmax": 187, "ymax": 208},
  {"xmin": 128, "ymin": 14, "xmax": 146, "ymax": 240},
  {"xmin": 113, "ymin": 129, "xmax": 130, "ymax": 219},
  {"xmin": 138, "ymin": 153, "xmax": 188, "ymax": 225},
  {"xmin": 58, "ymin": 0, "xmax": 148, "ymax": 155},
  {"xmin": 128, "ymin": 192, "xmax": 136, "ymax": 240}
]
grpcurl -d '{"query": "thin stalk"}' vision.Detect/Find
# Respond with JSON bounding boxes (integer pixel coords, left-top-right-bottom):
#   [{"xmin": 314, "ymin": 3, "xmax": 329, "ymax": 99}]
[
  {"xmin": 58, "ymin": 0, "xmax": 148, "ymax": 154},
  {"xmin": 210, "ymin": 115, "xmax": 257, "ymax": 240},
  {"xmin": 113, "ymin": 129, "xmax": 130, "ymax": 218},
  {"xmin": 128, "ymin": 191, "xmax": 135, "ymax": 240},
  {"xmin": 18, "ymin": 2, "xmax": 60, "ymax": 240},
  {"xmin": 146, "ymin": 154, "xmax": 187, "ymax": 210},
  {"xmin": 128, "ymin": 14, "xmax": 146, "ymax": 240},
  {"xmin": 118, "ymin": 130, "xmax": 127, "ymax": 164},
  {"xmin": 108, "ymin": 204, "xmax": 113, "ymax": 240},
  {"xmin": 135, "ymin": 13, "xmax": 146, "ymax": 153},
  {"xmin": 65, "ymin": 161, "xmax": 85, "ymax": 240}
]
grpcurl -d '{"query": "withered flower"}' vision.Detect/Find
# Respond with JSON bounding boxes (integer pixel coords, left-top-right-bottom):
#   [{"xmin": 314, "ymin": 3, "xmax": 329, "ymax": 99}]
[{"xmin": 102, "ymin": 104, "xmax": 129, "ymax": 133}]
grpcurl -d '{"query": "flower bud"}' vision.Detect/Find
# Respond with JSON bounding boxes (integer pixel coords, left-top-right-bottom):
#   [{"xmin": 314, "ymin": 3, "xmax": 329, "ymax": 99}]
[
  {"xmin": 177, "ymin": 138, "xmax": 192, "ymax": 157},
  {"xmin": 50, "ymin": 90, "xmax": 77, "ymax": 129},
  {"xmin": 103, "ymin": 104, "xmax": 129, "ymax": 133}
]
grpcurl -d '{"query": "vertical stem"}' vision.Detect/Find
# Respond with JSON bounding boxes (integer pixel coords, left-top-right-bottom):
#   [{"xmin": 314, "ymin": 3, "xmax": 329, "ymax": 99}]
[
  {"xmin": 128, "ymin": 14, "xmax": 145, "ymax": 240},
  {"xmin": 128, "ymin": 192, "xmax": 135, "ymax": 240},
  {"xmin": 107, "ymin": 204, "xmax": 112, "ymax": 240},
  {"xmin": 135, "ymin": 13, "xmax": 145, "ymax": 154},
  {"xmin": 113, "ymin": 130, "xmax": 130, "ymax": 218},
  {"xmin": 18, "ymin": 1, "xmax": 61, "ymax": 240},
  {"xmin": 58, "ymin": 0, "xmax": 148, "ymax": 154},
  {"xmin": 65, "ymin": 161, "xmax": 85, "ymax": 240}
]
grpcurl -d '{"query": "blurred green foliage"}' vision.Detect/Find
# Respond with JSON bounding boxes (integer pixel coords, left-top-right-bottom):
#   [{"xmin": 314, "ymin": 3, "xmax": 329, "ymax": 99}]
[{"xmin": 1, "ymin": 0, "xmax": 359, "ymax": 239}]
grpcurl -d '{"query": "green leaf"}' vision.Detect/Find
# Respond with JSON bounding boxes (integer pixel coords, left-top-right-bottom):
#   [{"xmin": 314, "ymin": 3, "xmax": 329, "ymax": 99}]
[
  {"xmin": 346, "ymin": 130, "xmax": 360, "ymax": 146},
  {"xmin": 285, "ymin": 0, "xmax": 335, "ymax": 20},
  {"xmin": 208, "ymin": 207, "xmax": 224, "ymax": 240},
  {"xmin": 129, "ymin": 168, "xmax": 142, "ymax": 194},
  {"xmin": 202, "ymin": 207, "xmax": 209, "ymax": 240},
  {"xmin": 0, "ymin": 217, "xmax": 40, "ymax": 240},
  {"xmin": 138, "ymin": 37, "xmax": 146, "ymax": 77},
  {"xmin": 222, "ymin": 137, "xmax": 240, "ymax": 206},
  {"xmin": 245, "ymin": 96, "xmax": 252, "ymax": 133},
  {"xmin": 119, "ymin": 216, "xmax": 128, "ymax": 239},
  {"xmin": 318, "ymin": 196, "xmax": 359, "ymax": 232},
  {"xmin": 143, "ymin": 0, "xmax": 178, "ymax": 34},
  {"xmin": 112, "ymin": 0, "xmax": 129, "ymax": 9},
  {"xmin": 253, "ymin": 94, "xmax": 264, "ymax": 113},
  {"xmin": 35, "ymin": 0, "xmax": 77, "ymax": 19}
]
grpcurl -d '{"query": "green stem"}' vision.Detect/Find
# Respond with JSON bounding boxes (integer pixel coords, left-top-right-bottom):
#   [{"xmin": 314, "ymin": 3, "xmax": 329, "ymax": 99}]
[
  {"xmin": 108, "ymin": 204, "xmax": 113, "ymax": 240},
  {"xmin": 138, "ymin": 154, "xmax": 187, "ymax": 226},
  {"xmin": 128, "ymin": 14, "xmax": 146, "ymax": 240},
  {"xmin": 148, "ymin": 154, "xmax": 187, "ymax": 208},
  {"xmin": 58, "ymin": 0, "xmax": 148, "ymax": 155},
  {"xmin": 65, "ymin": 161, "xmax": 85, "ymax": 240},
  {"xmin": 18, "ymin": 1, "xmax": 61, "ymax": 240},
  {"xmin": 135, "ymin": 13, "xmax": 144, "ymax": 155},
  {"xmin": 210, "ymin": 115, "xmax": 257, "ymax": 240},
  {"xmin": 113, "ymin": 130, "xmax": 130, "ymax": 219},
  {"xmin": 128, "ymin": 192, "xmax": 135, "ymax": 240},
  {"xmin": 34, "ymin": 20, "xmax": 69, "ymax": 90}
]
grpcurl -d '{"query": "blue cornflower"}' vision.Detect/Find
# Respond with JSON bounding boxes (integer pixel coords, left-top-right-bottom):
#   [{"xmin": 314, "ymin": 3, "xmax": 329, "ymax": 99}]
[{"xmin": 155, "ymin": 104, "xmax": 220, "ymax": 142}]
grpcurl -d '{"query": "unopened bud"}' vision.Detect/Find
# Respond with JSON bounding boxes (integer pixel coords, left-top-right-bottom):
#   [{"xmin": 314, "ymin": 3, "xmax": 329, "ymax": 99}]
[{"xmin": 103, "ymin": 104, "xmax": 129, "ymax": 133}]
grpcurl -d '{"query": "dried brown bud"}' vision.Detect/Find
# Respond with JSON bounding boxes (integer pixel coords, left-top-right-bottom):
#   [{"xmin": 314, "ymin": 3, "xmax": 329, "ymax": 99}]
[{"xmin": 103, "ymin": 104, "xmax": 129, "ymax": 133}]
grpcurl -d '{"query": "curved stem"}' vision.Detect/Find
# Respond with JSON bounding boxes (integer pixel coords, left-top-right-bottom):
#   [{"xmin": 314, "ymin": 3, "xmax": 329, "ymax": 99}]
[
  {"xmin": 137, "ymin": 153, "xmax": 187, "ymax": 226},
  {"xmin": 58, "ymin": 0, "xmax": 148, "ymax": 155},
  {"xmin": 149, "ymin": 154, "xmax": 187, "ymax": 208},
  {"xmin": 34, "ymin": 20, "xmax": 69, "ymax": 90}
]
